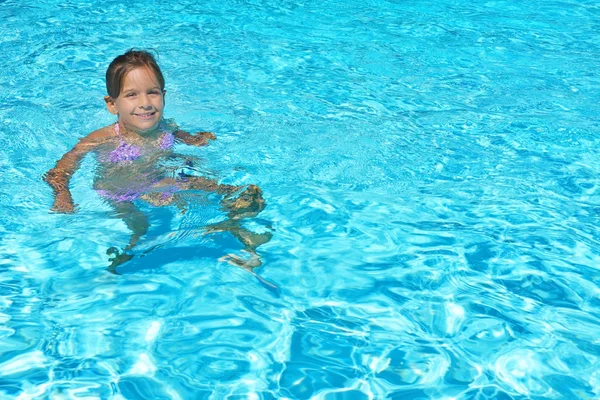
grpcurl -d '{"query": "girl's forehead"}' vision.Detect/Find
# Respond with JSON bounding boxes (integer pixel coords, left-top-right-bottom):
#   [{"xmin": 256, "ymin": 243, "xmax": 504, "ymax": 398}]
[{"xmin": 122, "ymin": 67, "xmax": 161, "ymax": 89}]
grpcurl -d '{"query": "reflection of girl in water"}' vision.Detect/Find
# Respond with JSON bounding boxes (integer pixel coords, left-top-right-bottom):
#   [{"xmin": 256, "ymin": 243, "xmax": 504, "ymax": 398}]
[{"xmin": 44, "ymin": 49, "xmax": 270, "ymax": 271}]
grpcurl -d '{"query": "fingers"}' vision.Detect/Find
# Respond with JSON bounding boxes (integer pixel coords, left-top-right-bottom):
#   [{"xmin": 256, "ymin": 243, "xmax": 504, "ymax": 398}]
[
  {"xmin": 190, "ymin": 131, "xmax": 216, "ymax": 146},
  {"xmin": 200, "ymin": 131, "xmax": 216, "ymax": 140}
]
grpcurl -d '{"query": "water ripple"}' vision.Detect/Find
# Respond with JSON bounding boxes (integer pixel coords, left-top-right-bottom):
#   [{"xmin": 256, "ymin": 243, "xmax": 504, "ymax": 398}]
[{"xmin": 2, "ymin": 0, "xmax": 600, "ymax": 397}]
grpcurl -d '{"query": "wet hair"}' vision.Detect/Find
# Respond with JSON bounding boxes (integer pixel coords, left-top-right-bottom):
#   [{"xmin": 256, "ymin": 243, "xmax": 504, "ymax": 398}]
[{"xmin": 105, "ymin": 49, "xmax": 165, "ymax": 98}]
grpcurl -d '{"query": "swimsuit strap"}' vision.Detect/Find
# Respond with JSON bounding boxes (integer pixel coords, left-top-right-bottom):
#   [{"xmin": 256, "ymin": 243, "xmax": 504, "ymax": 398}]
[
  {"xmin": 114, "ymin": 122, "xmax": 125, "ymax": 143},
  {"xmin": 109, "ymin": 122, "xmax": 141, "ymax": 163},
  {"xmin": 108, "ymin": 121, "xmax": 173, "ymax": 163}
]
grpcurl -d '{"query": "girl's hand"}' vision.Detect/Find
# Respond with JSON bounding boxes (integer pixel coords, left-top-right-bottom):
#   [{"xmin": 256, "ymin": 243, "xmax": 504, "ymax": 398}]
[
  {"xmin": 51, "ymin": 190, "xmax": 75, "ymax": 213},
  {"xmin": 188, "ymin": 131, "xmax": 216, "ymax": 146},
  {"xmin": 174, "ymin": 130, "xmax": 216, "ymax": 147}
]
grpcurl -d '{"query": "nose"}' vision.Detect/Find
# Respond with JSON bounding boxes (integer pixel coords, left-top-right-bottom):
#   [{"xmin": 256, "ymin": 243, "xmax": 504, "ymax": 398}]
[{"xmin": 138, "ymin": 93, "xmax": 153, "ymax": 109}]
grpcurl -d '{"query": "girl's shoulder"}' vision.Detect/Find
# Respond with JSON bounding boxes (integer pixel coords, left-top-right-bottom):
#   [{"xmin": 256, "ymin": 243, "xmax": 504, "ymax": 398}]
[
  {"xmin": 82, "ymin": 125, "xmax": 118, "ymax": 145},
  {"xmin": 67, "ymin": 125, "xmax": 117, "ymax": 153}
]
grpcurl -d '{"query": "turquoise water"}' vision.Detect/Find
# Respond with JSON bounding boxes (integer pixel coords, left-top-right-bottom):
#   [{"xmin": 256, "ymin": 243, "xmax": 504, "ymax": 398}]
[{"xmin": 1, "ymin": 0, "xmax": 600, "ymax": 398}]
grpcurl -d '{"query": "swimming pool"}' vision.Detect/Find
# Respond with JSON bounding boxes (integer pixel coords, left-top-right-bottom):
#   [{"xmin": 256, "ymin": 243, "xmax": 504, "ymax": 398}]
[{"xmin": 1, "ymin": 0, "xmax": 600, "ymax": 398}]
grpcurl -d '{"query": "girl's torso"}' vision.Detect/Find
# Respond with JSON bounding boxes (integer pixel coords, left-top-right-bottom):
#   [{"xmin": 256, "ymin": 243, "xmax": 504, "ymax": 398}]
[{"xmin": 93, "ymin": 120, "xmax": 180, "ymax": 201}]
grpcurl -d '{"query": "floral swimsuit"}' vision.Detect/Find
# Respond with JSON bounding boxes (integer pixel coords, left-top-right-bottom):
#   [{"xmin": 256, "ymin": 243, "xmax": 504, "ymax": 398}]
[{"xmin": 96, "ymin": 122, "xmax": 177, "ymax": 202}]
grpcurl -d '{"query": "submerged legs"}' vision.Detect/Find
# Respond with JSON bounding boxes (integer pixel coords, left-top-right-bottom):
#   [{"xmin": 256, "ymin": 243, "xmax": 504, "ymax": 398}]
[
  {"xmin": 205, "ymin": 218, "xmax": 273, "ymax": 269},
  {"xmin": 196, "ymin": 179, "xmax": 271, "ymax": 270},
  {"xmin": 102, "ymin": 177, "xmax": 271, "ymax": 275},
  {"xmin": 110, "ymin": 200, "xmax": 150, "ymax": 250},
  {"xmin": 106, "ymin": 200, "xmax": 149, "ymax": 272}
]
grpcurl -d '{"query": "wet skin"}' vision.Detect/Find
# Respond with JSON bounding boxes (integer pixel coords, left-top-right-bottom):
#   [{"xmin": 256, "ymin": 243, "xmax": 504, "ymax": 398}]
[{"xmin": 45, "ymin": 66, "xmax": 270, "ymax": 272}]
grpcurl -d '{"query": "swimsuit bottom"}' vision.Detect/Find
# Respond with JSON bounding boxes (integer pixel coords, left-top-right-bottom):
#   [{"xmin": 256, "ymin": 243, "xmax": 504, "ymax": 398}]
[
  {"xmin": 96, "ymin": 176, "xmax": 188, "ymax": 203},
  {"xmin": 96, "ymin": 189, "xmax": 153, "ymax": 202}
]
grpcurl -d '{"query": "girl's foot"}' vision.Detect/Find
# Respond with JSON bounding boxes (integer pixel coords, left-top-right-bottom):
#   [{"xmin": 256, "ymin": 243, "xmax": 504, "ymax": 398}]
[{"xmin": 106, "ymin": 247, "xmax": 134, "ymax": 274}]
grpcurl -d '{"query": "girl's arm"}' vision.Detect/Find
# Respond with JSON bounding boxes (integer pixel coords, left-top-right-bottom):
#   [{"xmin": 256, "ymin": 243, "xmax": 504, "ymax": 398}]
[
  {"xmin": 43, "ymin": 129, "xmax": 110, "ymax": 213},
  {"xmin": 174, "ymin": 130, "xmax": 216, "ymax": 147},
  {"xmin": 180, "ymin": 177, "xmax": 265, "ymax": 219}
]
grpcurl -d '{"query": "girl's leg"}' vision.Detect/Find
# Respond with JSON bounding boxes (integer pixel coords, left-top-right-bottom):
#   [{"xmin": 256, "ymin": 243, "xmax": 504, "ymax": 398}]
[
  {"xmin": 205, "ymin": 217, "xmax": 273, "ymax": 270},
  {"xmin": 172, "ymin": 176, "xmax": 272, "ymax": 270},
  {"xmin": 179, "ymin": 176, "xmax": 265, "ymax": 219},
  {"xmin": 105, "ymin": 200, "xmax": 149, "ymax": 272},
  {"xmin": 208, "ymin": 219, "xmax": 277, "ymax": 291},
  {"xmin": 109, "ymin": 200, "xmax": 150, "ymax": 250}
]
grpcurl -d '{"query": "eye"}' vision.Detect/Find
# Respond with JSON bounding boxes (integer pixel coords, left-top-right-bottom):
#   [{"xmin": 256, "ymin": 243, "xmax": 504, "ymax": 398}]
[
  {"xmin": 149, "ymin": 90, "xmax": 161, "ymax": 95},
  {"xmin": 125, "ymin": 92, "xmax": 137, "ymax": 98}
]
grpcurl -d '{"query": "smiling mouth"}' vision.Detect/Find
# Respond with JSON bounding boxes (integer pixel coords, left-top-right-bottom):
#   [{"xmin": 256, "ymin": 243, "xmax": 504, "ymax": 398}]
[{"xmin": 134, "ymin": 112, "xmax": 156, "ymax": 118}]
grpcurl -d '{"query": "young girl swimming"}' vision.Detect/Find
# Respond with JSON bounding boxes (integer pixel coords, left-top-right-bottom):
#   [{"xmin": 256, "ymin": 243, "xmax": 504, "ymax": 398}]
[{"xmin": 44, "ymin": 49, "xmax": 270, "ymax": 271}]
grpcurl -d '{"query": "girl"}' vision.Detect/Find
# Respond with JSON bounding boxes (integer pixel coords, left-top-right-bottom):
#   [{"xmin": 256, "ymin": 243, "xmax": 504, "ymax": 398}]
[{"xmin": 44, "ymin": 49, "xmax": 270, "ymax": 271}]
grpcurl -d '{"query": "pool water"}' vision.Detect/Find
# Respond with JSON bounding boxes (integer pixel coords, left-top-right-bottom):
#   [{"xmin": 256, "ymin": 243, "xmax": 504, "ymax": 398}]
[{"xmin": 1, "ymin": 0, "xmax": 600, "ymax": 398}]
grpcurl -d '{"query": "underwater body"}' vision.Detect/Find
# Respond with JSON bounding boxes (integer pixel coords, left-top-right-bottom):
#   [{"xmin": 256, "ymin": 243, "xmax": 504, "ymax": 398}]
[{"xmin": 1, "ymin": 0, "xmax": 600, "ymax": 398}]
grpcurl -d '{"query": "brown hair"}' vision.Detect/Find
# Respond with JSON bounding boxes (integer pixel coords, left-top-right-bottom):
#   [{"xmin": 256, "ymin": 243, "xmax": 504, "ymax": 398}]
[{"xmin": 105, "ymin": 49, "xmax": 165, "ymax": 98}]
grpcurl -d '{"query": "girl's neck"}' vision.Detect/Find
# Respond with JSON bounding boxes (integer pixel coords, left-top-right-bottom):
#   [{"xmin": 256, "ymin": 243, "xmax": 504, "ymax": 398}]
[{"xmin": 116, "ymin": 120, "xmax": 164, "ymax": 140}]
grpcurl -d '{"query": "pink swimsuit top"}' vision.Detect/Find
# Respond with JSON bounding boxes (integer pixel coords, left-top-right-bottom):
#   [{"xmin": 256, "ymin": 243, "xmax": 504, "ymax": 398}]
[
  {"xmin": 97, "ymin": 123, "xmax": 177, "ymax": 202},
  {"xmin": 108, "ymin": 122, "xmax": 175, "ymax": 163}
]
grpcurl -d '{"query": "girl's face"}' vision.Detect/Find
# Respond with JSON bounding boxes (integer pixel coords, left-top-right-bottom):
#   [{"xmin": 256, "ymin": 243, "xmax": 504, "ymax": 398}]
[{"xmin": 104, "ymin": 66, "xmax": 165, "ymax": 133}]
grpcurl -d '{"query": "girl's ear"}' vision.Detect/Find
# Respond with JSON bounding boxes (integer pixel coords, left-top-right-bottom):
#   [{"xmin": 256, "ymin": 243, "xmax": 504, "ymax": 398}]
[
  {"xmin": 162, "ymin": 90, "xmax": 166, "ymax": 103},
  {"xmin": 104, "ymin": 96, "xmax": 118, "ymax": 115}
]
